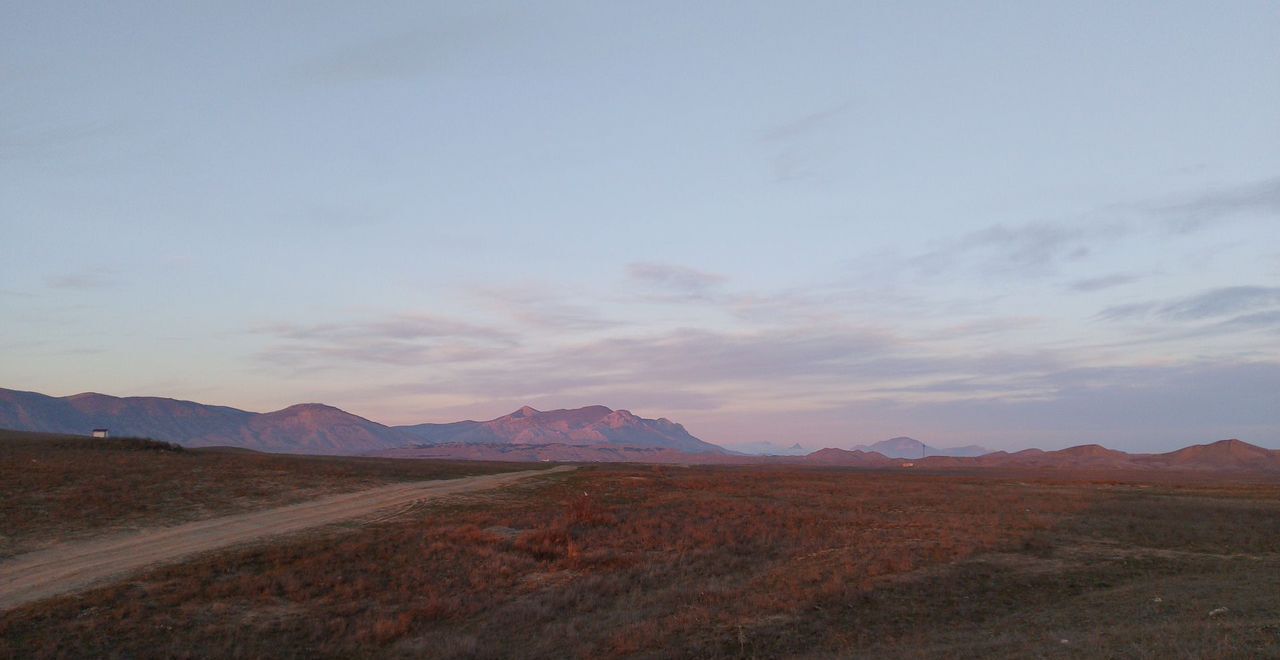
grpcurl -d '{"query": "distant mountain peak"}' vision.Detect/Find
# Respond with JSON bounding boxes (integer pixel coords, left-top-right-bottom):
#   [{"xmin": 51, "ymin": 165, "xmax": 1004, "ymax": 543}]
[
  {"xmin": 267, "ymin": 403, "xmax": 366, "ymax": 422},
  {"xmin": 398, "ymin": 404, "xmax": 724, "ymax": 454}
]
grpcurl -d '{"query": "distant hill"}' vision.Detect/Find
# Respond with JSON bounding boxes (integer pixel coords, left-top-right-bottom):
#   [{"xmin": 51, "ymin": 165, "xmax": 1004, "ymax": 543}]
[
  {"xmin": 396, "ymin": 405, "xmax": 725, "ymax": 454},
  {"xmin": 811, "ymin": 439, "xmax": 1280, "ymax": 473},
  {"xmin": 802, "ymin": 448, "xmax": 896, "ymax": 467},
  {"xmin": 1151, "ymin": 438, "xmax": 1280, "ymax": 471},
  {"xmin": 850, "ymin": 437, "xmax": 993, "ymax": 459},
  {"xmin": 231, "ymin": 404, "xmax": 412, "ymax": 454},
  {"xmin": 725, "ymin": 440, "xmax": 809, "ymax": 456}
]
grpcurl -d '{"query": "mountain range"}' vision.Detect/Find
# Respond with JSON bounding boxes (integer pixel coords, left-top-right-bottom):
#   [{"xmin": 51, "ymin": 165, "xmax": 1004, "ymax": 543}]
[
  {"xmin": 0, "ymin": 388, "xmax": 409, "ymax": 454},
  {"xmin": 0, "ymin": 387, "xmax": 723, "ymax": 455},
  {"xmin": 2, "ymin": 387, "xmax": 1277, "ymax": 472}
]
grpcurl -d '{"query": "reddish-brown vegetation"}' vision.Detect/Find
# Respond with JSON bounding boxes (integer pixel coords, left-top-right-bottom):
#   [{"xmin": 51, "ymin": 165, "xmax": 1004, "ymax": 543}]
[
  {"xmin": 2, "ymin": 464, "xmax": 1080, "ymax": 657},
  {"xmin": 0, "ymin": 430, "xmax": 528, "ymax": 557},
  {"xmin": 3, "ymin": 440, "xmax": 1279, "ymax": 658}
]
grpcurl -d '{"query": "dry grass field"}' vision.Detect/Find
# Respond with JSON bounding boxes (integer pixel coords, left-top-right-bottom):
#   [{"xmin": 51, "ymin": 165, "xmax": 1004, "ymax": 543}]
[
  {"xmin": 2, "ymin": 434, "xmax": 1279, "ymax": 658},
  {"xmin": 0, "ymin": 430, "xmax": 530, "ymax": 558}
]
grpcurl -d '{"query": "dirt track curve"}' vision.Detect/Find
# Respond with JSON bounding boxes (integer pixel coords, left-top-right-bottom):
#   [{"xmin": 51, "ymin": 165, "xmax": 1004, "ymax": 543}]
[{"xmin": 0, "ymin": 465, "xmax": 574, "ymax": 611}]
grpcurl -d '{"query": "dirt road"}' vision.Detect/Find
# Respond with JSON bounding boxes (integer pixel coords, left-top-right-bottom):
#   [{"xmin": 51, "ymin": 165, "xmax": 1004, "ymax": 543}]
[{"xmin": 0, "ymin": 465, "xmax": 574, "ymax": 611}]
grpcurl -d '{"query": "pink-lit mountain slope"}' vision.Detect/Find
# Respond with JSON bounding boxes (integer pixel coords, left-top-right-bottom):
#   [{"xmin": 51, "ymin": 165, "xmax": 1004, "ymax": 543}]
[{"xmin": 395, "ymin": 405, "xmax": 726, "ymax": 454}]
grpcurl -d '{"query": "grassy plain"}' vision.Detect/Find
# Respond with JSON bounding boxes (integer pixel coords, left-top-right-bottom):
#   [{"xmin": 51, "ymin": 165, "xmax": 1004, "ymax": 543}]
[
  {"xmin": 0, "ymin": 430, "xmax": 529, "ymax": 558},
  {"xmin": 2, "ymin": 433, "xmax": 1279, "ymax": 658}
]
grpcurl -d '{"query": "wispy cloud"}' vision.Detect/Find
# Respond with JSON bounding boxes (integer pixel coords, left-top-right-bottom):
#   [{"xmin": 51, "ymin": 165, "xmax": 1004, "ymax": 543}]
[
  {"xmin": 474, "ymin": 285, "xmax": 619, "ymax": 331},
  {"xmin": 1158, "ymin": 286, "xmax": 1280, "ymax": 321},
  {"xmin": 627, "ymin": 261, "xmax": 725, "ymax": 301},
  {"xmin": 1099, "ymin": 286, "xmax": 1280, "ymax": 322},
  {"xmin": 263, "ymin": 315, "xmax": 506, "ymax": 342},
  {"xmin": 294, "ymin": 203, "xmax": 391, "ymax": 230},
  {"xmin": 368, "ymin": 325, "xmax": 1280, "ymax": 450},
  {"xmin": 289, "ymin": 11, "xmax": 519, "ymax": 86},
  {"xmin": 899, "ymin": 176, "xmax": 1278, "ymax": 282},
  {"xmin": 1067, "ymin": 273, "xmax": 1141, "ymax": 293},
  {"xmin": 1095, "ymin": 302, "xmax": 1154, "ymax": 322},
  {"xmin": 921, "ymin": 317, "xmax": 1045, "ymax": 340},
  {"xmin": 1217, "ymin": 309, "xmax": 1280, "ymax": 332},
  {"xmin": 757, "ymin": 102, "xmax": 852, "ymax": 143},
  {"xmin": 820, "ymin": 361, "xmax": 1280, "ymax": 451},
  {"xmin": 246, "ymin": 284, "xmax": 1279, "ymax": 449},
  {"xmin": 362, "ymin": 322, "xmax": 1066, "ymax": 408},
  {"xmin": 565, "ymin": 327, "xmax": 896, "ymax": 384},
  {"xmin": 1158, "ymin": 176, "xmax": 1280, "ymax": 233},
  {"xmin": 910, "ymin": 220, "xmax": 1126, "ymax": 279},
  {"xmin": 45, "ymin": 266, "xmax": 121, "ymax": 290},
  {"xmin": 0, "ymin": 120, "xmax": 130, "ymax": 161},
  {"xmin": 756, "ymin": 102, "xmax": 852, "ymax": 183},
  {"xmin": 255, "ymin": 314, "xmax": 514, "ymax": 370},
  {"xmin": 961, "ymin": 222, "xmax": 1101, "ymax": 272},
  {"xmin": 293, "ymin": 30, "xmax": 453, "ymax": 84}
]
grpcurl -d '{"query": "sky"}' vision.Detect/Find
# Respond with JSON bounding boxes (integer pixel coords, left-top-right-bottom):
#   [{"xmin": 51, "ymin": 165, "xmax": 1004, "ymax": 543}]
[{"xmin": 3, "ymin": 1, "xmax": 1278, "ymax": 452}]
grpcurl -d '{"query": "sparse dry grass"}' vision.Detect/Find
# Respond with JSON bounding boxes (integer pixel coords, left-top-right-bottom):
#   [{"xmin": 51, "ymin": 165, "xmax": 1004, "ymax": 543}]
[
  {"xmin": 0, "ymin": 430, "xmax": 531, "ymax": 557},
  {"xmin": 2, "ymin": 439, "xmax": 1279, "ymax": 659}
]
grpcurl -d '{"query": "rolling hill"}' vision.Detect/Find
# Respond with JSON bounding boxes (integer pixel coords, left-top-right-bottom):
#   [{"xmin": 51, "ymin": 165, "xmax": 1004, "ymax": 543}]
[
  {"xmin": 850, "ymin": 437, "xmax": 993, "ymax": 459},
  {"xmin": 808, "ymin": 439, "xmax": 1280, "ymax": 473}
]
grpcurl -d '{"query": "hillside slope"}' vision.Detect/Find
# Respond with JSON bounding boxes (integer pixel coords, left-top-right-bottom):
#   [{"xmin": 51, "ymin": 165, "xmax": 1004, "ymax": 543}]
[{"xmin": 0, "ymin": 389, "xmax": 410, "ymax": 454}]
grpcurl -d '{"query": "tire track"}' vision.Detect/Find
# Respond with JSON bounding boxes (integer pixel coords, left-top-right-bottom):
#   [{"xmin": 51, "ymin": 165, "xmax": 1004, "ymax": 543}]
[{"xmin": 0, "ymin": 465, "xmax": 574, "ymax": 611}]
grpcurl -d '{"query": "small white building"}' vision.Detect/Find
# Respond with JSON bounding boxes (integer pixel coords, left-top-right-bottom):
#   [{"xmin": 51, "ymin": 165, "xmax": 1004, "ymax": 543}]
[{"xmin": 91, "ymin": 428, "xmax": 109, "ymax": 438}]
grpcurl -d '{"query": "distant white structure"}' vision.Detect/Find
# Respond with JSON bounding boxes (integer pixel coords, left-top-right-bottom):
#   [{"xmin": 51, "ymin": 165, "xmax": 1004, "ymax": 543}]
[{"xmin": 91, "ymin": 428, "xmax": 109, "ymax": 438}]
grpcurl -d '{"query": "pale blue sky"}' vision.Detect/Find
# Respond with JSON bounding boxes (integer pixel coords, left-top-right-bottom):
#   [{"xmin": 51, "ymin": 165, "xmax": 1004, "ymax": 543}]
[{"xmin": 3, "ymin": 1, "xmax": 1278, "ymax": 451}]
